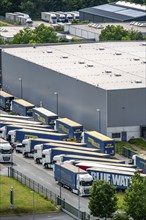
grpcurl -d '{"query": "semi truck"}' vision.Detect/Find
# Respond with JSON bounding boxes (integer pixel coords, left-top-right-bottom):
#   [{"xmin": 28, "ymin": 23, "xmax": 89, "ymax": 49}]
[
  {"xmin": 32, "ymin": 107, "xmax": 58, "ymax": 128},
  {"xmin": 55, "ymin": 118, "xmax": 83, "ymax": 141},
  {"xmin": 42, "ymin": 147, "xmax": 110, "ymax": 168},
  {"xmin": 12, "ymin": 99, "xmax": 35, "ymax": 116},
  {"xmin": 21, "ymin": 138, "xmax": 86, "ymax": 161},
  {"xmin": 64, "ymin": 12, "xmax": 73, "ymax": 22},
  {"xmin": 133, "ymin": 154, "xmax": 146, "ymax": 174},
  {"xmin": 0, "ymin": 117, "xmax": 41, "ymax": 125},
  {"xmin": 53, "ymin": 154, "xmax": 125, "ymax": 164},
  {"xmin": 73, "ymin": 160, "xmax": 136, "ymax": 168},
  {"xmin": 86, "ymin": 167, "xmax": 146, "ymax": 190},
  {"xmin": 0, "ymin": 114, "xmax": 33, "ymax": 121},
  {"xmin": 0, "ymin": 90, "xmax": 14, "ymax": 111},
  {"xmin": 34, "ymin": 142, "xmax": 99, "ymax": 163},
  {"xmin": 54, "ymin": 163, "xmax": 93, "ymax": 196},
  {"xmin": 75, "ymin": 161, "xmax": 139, "ymax": 173},
  {"xmin": 83, "ymin": 131, "xmax": 115, "ymax": 155},
  {"xmin": 55, "ymin": 12, "xmax": 66, "ymax": 23},
  {"xmin": 8, "ymin": 128, "xmax": 67, "ymax": 146},
  {"xmin": 41, "ymin": 12, "xmax": 57, "ymax": 23},
  {"xmin": 0, "ymin": 138, "xmax": 12, "ymax": 163},
  {"xmin": 0, "ymin": 124, "xmax": 53, "ymax": 140}
]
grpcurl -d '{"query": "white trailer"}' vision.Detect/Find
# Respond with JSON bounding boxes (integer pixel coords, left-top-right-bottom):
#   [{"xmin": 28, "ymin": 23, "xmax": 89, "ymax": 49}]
[{"xmin": 41, "ymin": 12, "xmax": 57, "ymax": 24}]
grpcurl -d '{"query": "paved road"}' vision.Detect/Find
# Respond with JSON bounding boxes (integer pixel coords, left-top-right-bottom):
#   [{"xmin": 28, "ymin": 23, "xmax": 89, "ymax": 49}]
[{"xmin": 0, "ymin": 212, "xmax": 75, "ymax": 220}]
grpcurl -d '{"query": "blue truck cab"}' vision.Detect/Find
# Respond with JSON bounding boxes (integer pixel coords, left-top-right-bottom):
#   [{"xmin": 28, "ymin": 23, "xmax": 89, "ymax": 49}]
[
  {"xmin": 84, "ymin": 131, "xmax": 115, "ymax": 155},
  {"xmin": 55, "ymin": 118, "xmax": 83, "ymax": 142}
]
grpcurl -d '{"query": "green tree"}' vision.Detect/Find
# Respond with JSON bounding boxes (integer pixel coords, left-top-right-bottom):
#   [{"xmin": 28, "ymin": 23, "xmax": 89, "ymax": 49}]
[
  {"xmin": 12, "ymin": 24, "xmax": 59, "ymax": 44},
  {"xmin": 0, "ymin": 35, "xmax": 5, "ymax": 45},
  {"xmin": 88, "ymin": 180, "xmax": 118, "ymax": 219},
  {"xmin": 99, "ymin": 25, "xmax": 144, "ymax": 41},
  {"xmin": 32, "ymin": 24, "xmax": 58, "ymax": 43},
  {"xmin": 124, "ymin": 171, "xmax": 146, "ymax": 220},
  {"xmin": 12, "ymin": 28, "xmax": 33, "ymax": 44}
]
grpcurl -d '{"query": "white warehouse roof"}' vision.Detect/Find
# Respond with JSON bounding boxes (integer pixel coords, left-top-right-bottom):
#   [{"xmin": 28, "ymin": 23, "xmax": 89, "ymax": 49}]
[{"xmin": 3, "ymin": 41, "xmax": 146, "ymax": 90}]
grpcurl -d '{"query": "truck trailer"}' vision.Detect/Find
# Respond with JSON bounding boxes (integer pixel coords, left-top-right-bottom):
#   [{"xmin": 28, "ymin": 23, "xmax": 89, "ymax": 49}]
[
  {"xmin": 54, "ymin": 163, "xmax": 93, "ymax": 196},
  {"xmin": 133, "ymin": 154, "xmax": 146, "ymax": 174},
  {"xmin": 0, "ymin": 124, "xmax": 53, "ymax": 140},
  {"xmin": 55, "ymin": 118, "xmax": 83, "ymax": 141},
  {"xmin": 42, "ymin": 147, "xmax": 110, "ymax": 168},
  {"xmin": 32, "ymin": 107, "xmax": 58, "ymax": 128},
  {"xmin": 0, "ymin": 117, "xmax": 41, "ymax": 125},
  {"xmin": 0, "ymin": 114, "xmax": 33, "ymax": 121},
  {"xmin": 75, "ymin": 161, "xmax": 139, "ymax": 173},
  {"xmin": 8, "ymin": 128, "xmax": 68, "ymax": 145},
  {"xmin": 0, "ymin": 90, "xmax": 14, "ymax": 111},
  {"xmin": 12, "ymin": 99, "xmax": 35, "ymax": 116},
  {"xmin": 86, "ymin": 167, "xmax": 146, "ymax": 190},
  {"xmin": 83, "ymin": 131, "xmax": 115, "ymax": 155},
  {"xmin": 23, "ymin": 137, "xmax": 86, "ymax": 160},
  {"xmin": 34, "ymin": 142, "xmax": 99, "ymax": 163},
  {"xmin": 53, "ymin": 154, "xmax": 125, "ymax": 164},
  {"xmin": 41, "ymin": 12, "xmax": 57, "ymax": 23}
]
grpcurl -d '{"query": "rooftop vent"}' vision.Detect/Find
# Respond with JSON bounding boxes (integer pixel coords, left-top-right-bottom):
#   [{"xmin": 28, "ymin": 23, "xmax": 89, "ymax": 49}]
[
  {"xmin": 143, "ymin": 60, "xmax": 146, "ymax": 64},
  {"xmin": 135, "ymin": 80, "xmax": 142, "ymax": 83},
  {"xmin": 99, "ymin": 47, "xmax": 105, "ymax": 50},
  {"xmin": 115, "ymin": 52, "xmax": 122, "ymax": 55},
  {"xmin": 87, "ymin": 64, "xmax": 94, "ymax": 67},
  {"xmin": 47, "ymin": 50, "xmax": 52, "ymax": 53},
  {"xmin": 105, "ymin": 70, "xmax": 112, "ymax": 73},
  {"xmin": 133, "ymin": 58, "xmax": 140, "ymax": 61},
  {"xmin": 62, "ymin": 55, "xmax": 68, "ymax": 59},
  {"xmin": 78, "ymin": 61, "xmax": 85, "ymax": 64},
  {"xmin": 114, "ymin": 73, "xmax": 121, "ymax": 76}
]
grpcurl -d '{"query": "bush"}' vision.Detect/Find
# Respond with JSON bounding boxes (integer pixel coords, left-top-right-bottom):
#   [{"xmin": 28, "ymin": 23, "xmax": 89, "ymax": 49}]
[{"xmin": 113, "ymin": 212, "xmax": 129, "ymax": 220}]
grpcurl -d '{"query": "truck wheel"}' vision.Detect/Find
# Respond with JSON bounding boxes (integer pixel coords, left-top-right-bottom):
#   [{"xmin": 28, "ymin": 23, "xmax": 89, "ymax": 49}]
[
  {"xmin": 36, "ymin": 158, "xmax": 40, "ymax": 164},
  {"xmin": 24, "ymin": 153, "xmax": 28, "ymax": 158},
  {"xmin": 44, "ymin": 164, "xmax": 48, "ymax": 169}
]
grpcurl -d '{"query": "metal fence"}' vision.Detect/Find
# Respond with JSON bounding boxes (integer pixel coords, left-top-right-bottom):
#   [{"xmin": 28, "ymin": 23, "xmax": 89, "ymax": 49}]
[
  {"xmin": 8, "ymin": 167, "xmax": 90, "ymax": 220},
  {"xmin": 115, "ymin": 145, "xmax": 137, "ymax": 159}
]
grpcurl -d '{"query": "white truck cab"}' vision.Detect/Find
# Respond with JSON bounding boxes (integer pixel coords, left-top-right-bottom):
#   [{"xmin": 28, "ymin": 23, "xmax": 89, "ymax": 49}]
[{"xmin": 0, "ymin": 142, "xmax": 12, "ymax": 163}]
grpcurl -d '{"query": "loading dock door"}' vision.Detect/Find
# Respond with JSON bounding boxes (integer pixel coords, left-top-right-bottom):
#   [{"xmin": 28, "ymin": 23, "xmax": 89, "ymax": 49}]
[
  {"xmin": 121, "ymin": 131, "xmax": 127, "ymax": 141},
  {"xmin": 140, "ymin": 126, "xmax": 146, "ymax": 138}
]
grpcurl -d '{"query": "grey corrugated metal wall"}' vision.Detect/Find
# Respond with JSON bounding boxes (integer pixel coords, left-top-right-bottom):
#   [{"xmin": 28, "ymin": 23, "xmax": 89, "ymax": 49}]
[
  {"xmin": 2, "ymin": 51, "xmax": 107, "ymax": 133},
  {"xmin": 107, "ymin": 89, "xmax": 146, "ymax": 127}
]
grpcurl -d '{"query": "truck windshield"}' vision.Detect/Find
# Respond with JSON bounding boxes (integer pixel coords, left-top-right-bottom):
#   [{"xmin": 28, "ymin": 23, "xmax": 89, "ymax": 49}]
[
  {"xmin": 1, "ymin": 149, "xmax": 12, "ymax": 154},
  {"xmin": 7, "ymin": 135, "xmax": 11, "ymax": 142},
  {"xmin": 34, "ymin": 149, "xmax": 37, "ymax": 154},
  {"xmin": 80, "ymin": 180, "xmax": 93, "ymax": 186},
  {"xmin": 22, "ymin": 144, "xmax": 26, "ymax": 148}
]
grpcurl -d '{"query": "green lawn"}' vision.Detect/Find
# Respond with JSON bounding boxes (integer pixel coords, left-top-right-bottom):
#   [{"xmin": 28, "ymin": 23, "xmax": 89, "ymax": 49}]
[
  {"xmin": 129, "ymin": 138, "xmax": 146, "ymax": 150},
  {"xmin": 0, "ymin": 21, "xmax": 13, "ymax": 26},
  {"xmin": 0, "ymin": 176, "xmax": 59, "ymax": 216}
]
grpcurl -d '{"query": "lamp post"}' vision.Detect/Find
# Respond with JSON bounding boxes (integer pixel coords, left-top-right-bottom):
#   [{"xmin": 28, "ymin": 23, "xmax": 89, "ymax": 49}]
[
  {"xmin": 96, "ymin": 109, "xmax": 101, "ymax": 132},
  {"xmin": 19, "ymin": 78, "xmax": 23, "ymax": 99},
  {"xmin": 54, "ymin": 92, "xmax": 58, "ymax": 115}
]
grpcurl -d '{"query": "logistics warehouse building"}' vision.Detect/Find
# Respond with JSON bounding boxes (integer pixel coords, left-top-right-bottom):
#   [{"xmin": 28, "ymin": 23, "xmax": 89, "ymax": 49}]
[
  {"xmin": 1, "ymin": 41, "xmax": 146, "ymax": 141},
  {"xmin": 79, "ymin": 1, "xmax": 146, "ymax": 23}
]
